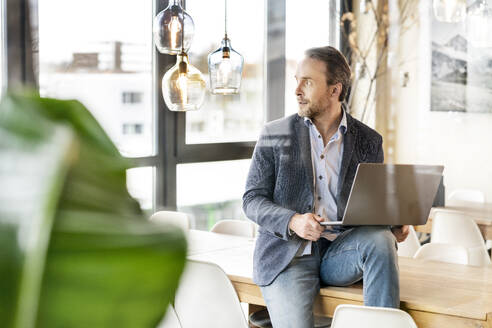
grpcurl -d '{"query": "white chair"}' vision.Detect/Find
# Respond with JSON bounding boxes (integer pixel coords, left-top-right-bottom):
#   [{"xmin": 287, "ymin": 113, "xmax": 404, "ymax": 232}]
[
  {"xmin": 150, "ymin": 211, "xmax": 190, "ymax": 232},
  {"xmin": 157, "ymin": 305, "xmax": 181, "ymax": 328},
  {"xmin": 330, "ymin": 304, "xmax": 417, "ymax": 328},
  {"xmin": 397, "ymin": 225, "xmax": 421, "ymax": 257},
  {"xmin": 210, "ymin": 219, "xmax": 256, "ymax": 322},
  {"xmin": 448, "ymin": 189, "xmax": 485, "ymax": 204},
  {"xmin": 174, "ymin": 260, "xmax": 249, "ymax": 328},
  {"xmin": 210, "ymin": 219, "xmax": 255, "ymax": 238},
  {"xmin": 431, "ymin": 211, "xmax": 491, "ymax": 266},
  {"xmin": 414, "ymin": 243, "xmax": 469, "ymax": 265}
]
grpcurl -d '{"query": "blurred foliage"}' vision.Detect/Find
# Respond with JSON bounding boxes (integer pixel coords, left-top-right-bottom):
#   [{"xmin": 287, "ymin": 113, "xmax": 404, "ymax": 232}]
[{"xmin": 0, "ymin": 92, "xmax": 187, "ymax": 328}]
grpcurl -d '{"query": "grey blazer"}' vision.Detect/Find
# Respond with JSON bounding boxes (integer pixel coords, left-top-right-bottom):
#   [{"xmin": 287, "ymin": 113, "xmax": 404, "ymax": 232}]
[{"xmin": 242, "ymin": 112, "xmax": 384, "ymax": 286}]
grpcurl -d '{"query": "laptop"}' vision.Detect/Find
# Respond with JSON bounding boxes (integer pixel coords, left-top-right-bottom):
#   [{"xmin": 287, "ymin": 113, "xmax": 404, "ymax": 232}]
[{"xmin": 321, "ymin": 163, "xmax": 444, "ymax": 226}]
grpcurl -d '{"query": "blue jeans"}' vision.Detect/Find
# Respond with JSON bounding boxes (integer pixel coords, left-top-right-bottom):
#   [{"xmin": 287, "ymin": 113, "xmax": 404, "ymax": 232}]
[{"xmin": 260, "ymin": 226, "xmax": 399, "ymax": 328}]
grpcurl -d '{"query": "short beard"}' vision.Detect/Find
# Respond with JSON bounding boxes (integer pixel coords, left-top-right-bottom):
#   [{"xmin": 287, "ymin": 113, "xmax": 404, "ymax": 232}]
[{"xmin": 298, "ymin": 103, "xmax": 323, "ymax": 119}]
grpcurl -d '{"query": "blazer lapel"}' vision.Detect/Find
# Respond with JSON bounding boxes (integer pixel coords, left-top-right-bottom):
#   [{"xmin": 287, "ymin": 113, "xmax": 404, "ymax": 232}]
[
  {"xmin": 295, "ymin": 116, "xmax": 314, "ymax": 194},
  {"xmin": 337, "ymin": 114, "xmax": 358, "ymax": 201}
]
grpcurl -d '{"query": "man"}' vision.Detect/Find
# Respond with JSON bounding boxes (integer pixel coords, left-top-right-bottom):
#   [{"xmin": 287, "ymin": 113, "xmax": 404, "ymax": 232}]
[{"xmin": 243, "ymin": 46, "xmax": 409, "ymax": 328}]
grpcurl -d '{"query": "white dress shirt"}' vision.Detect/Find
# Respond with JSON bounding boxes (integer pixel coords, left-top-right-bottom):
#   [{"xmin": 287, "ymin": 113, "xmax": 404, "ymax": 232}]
[{"xmin": 295, "ymin": 111, "xmax": 347, "ymax": 256}]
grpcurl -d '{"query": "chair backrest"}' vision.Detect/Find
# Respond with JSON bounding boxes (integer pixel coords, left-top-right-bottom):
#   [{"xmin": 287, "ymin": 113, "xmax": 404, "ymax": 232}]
[
  {"xmin": 448, "ymin": 189, "xmax": 485, "ymax": 204},
  {"xmin": 157, "ymin": 305, "xmax": 182, "ymax": 328},
  {"xmin": 414, "ymin": 243, "xmax": 469, "ymax": 265},
  {"xmin": 331, "ymin": 304, "xmax": 417, "ymax": 328},
  {"xmin": 431, "ymin": 211, "xmax": 491, "ymax": 266},
  {"xmin": 210, "ymin": 219, "xmax": 255, "ymax": 238},
  {"xmin": 150, "ymin": 211, "xmax": 190, "ymax": 232},
  {"xmin": 397, "ymin": 225, "xmax": 421, "ymax": 257},
  {"xmin": 174, "ymin": 260, "xmax": 248, "ymax": 328}
]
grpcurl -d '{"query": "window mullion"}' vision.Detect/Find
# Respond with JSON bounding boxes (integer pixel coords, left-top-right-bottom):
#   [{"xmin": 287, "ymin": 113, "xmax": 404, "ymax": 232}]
[{"xmin": 265, "ymin": 0, "xmax": 286, "ymax": 122}]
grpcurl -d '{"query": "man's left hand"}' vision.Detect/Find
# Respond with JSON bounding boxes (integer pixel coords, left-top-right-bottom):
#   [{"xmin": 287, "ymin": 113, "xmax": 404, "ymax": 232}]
[{"xmin": 391, "ymin": 225, "xmax": 410, "ymax": 243}]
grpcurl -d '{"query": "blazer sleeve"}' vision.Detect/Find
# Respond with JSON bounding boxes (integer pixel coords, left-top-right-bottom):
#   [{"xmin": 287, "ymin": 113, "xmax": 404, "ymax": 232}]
[{"xmin": 242, "ymin": 125, "xmax": 296, "ymax": 241}]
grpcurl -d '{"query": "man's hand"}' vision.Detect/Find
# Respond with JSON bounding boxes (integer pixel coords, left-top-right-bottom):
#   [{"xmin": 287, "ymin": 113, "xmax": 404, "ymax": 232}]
[
  {"xmin": 391, "ymin": 225, "xmax": 410, "ymax": 243},
  {"xmin": 288, "ymin": 213, "xmax": 325, "ymax": 241}
]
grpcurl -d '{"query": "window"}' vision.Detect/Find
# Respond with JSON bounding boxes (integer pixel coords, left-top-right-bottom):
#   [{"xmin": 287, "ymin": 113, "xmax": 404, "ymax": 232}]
[
  {"xmin": 284, "ymin": 0, "xmax": 339, "ymax": 117},
  {"xmin": 127, "ymin": 166, "xmax": 154, "ymax": 213},
  {"xmin": 122, "ymin": 91, "xmax": 143, "ymax": 104},
  {"xmin": 177, "ymin": 160, "xmax": 251, "ymax": 230},
  {"xmin": 164, "ymin": 0, "xmax": 266, "ymax": 228},
  {"xmin": 185, "ymin": 0, "xmax": 265, "ymax": 144},
  {"xmin": 122, "ymin": 123, "xmax": 143, "ymax": 135},
  {"xmin": 36, "ymin": 0, "xmax": 155, "ymax": 211},
  {"xmin": 29, "ymin": 0, "xmax": 344, "ymax": 214},
  {"xmin": 37, "ymin": 0, "xmax": 154, "ymax": 158}
]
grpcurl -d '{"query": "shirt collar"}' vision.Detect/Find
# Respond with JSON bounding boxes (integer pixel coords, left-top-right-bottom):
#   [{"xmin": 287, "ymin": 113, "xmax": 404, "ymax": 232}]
[{"xmin": 303, "ymin": 109, "xmax": 347, "ymax": 135}]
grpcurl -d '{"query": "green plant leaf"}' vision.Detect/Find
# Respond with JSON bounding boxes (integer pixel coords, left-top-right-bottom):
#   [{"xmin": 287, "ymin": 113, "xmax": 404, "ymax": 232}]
[{"xmin": 0, "ymin": 92, "xmax": 187, "ymax": 328}]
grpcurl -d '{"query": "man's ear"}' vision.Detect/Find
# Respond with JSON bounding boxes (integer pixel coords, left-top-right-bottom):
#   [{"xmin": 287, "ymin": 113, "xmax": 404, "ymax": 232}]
[{"xmin": 330, "ymin": 83, "xmax": 342, "ymax": 98}]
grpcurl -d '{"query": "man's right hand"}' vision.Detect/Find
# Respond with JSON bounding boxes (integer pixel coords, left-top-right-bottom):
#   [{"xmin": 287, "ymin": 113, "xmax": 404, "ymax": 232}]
[{"xmin": 288, "ymin": 213, "xmax": 325, "ymax": 241}]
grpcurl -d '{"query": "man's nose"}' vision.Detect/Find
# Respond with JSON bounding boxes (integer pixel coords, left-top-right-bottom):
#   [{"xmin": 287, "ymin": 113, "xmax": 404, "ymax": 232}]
[{"xmin": 295, "ymin": 83, "xmax": 302, "ymax": 96}]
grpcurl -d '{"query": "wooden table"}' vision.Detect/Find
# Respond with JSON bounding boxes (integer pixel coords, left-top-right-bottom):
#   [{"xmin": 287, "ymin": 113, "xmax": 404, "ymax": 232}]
[
  {"xmin": 188, "ymin": 230, "xmax": 492, "ymax": 328},
  {"xmin": 415, "ymin": 202, "xmax": 492, "ymax": 240}
]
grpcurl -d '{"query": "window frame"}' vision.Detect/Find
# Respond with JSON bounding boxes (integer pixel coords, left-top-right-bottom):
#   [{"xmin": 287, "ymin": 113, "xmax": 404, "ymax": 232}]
[
  {"xmin": 5, "ymin": 0, "xmax": 345, "ymax": 212},
  {"xmin": 4, "ymin": 0, "xmax": 37, "ymax": 89},
  {"xmin": 152, "ymin": 0, "xmax": 287, "ymax": 210}
]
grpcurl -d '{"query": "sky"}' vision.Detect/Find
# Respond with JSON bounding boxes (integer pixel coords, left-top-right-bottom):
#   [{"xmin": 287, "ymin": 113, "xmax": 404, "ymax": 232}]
[
  {"xmin": 38, "ymin": 0, "xmax": 152, "ymax": 62},
  {"xmin": 38, "ymin": 0, "xmax": 334, "ymax": 65}
]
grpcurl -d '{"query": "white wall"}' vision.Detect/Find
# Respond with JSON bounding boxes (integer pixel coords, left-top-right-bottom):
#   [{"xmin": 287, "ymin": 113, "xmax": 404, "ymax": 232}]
[{"xmin": 392, "ymin": 2, "xmax": 492, "ymax": 202}]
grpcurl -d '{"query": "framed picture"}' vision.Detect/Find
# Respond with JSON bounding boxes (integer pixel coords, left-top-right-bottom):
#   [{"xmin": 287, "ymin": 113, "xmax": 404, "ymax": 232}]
[{"xmin": 431, "ymin": 0, "xmax": 492, "ymax": 113}]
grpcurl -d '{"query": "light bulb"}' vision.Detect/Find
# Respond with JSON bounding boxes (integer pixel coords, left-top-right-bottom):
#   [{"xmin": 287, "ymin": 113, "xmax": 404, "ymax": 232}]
[
  {"xmin": 217, "ymin": 57, "xmax": 232, "ymax": 85},
  {"xmin": 177, "ymin": 72, "xmax": 188, "ymax": 104},
  {"xmin": 168, "ymin": 16, "xmax": 182, "ymax": 50}
]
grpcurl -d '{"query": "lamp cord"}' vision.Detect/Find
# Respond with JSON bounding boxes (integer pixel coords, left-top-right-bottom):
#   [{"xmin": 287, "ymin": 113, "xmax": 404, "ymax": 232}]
[
  {"xmin": 180, "ymin": 2, "xmax": 185, "ymax": 52},
  {"xmin": 224, "ymin": 0, "xmax": 228, "ymax": 38}
]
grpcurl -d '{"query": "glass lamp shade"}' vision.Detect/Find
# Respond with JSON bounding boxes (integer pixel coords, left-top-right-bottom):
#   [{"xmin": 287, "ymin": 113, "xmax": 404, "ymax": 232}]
[
  {"xmin": 162, "ymin": 53, "xmax": 206, "ymax": 112},
  {"xmin": 208, "ymin": 37, "xmax": 244, "ymax": 95},
  {"xmin": 467, "ymin": 1, "xmax": 492, "ymax": 48},
  {"xmin": 153, "ymin": 0, "xmax": 195, "ymax": 54},
  {"xmin": 433, "ymin": 0, "xmax": 466, "ymax": 23}
]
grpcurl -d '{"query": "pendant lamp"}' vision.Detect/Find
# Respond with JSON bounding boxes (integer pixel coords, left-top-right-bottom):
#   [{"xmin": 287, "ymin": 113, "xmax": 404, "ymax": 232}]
[
  {"xmin": 162, "ymin": 52, "xmax": 206, "ymax": 111},
  {"xmin": 161, "ymin": 8, "xmax": 206, "ymax": 112},
  {"xmin": 153, "ymin": 0, "xmax": 195, "ymax": 54},
  {"xmin": 433, "ymin": 0, "xmax": 466, "ymax": 23},
  {"xmin": 207, "ymin": 0, "xmax": 244, "ymax": 95}
]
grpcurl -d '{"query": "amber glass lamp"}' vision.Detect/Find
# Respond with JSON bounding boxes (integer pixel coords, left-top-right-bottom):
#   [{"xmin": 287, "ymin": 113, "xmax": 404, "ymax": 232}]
[{"xmin": 162, "ymin": 52, "xmax": 206, "ymax": 111}]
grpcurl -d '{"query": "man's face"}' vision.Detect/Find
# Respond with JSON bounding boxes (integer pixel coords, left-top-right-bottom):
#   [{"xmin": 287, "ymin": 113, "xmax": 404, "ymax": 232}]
[{"xmin": 295, "ymin": 57, "xmax": 337, "ymax": 119}]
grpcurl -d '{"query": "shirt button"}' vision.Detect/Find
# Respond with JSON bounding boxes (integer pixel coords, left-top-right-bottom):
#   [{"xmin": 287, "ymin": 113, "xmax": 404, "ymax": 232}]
[
  {"xmin": 319, "ymin": 175, "xmax": 323, "ymax": 180},
  {"xmin": 318, "ymin": 135, "xmax": 321, "ymax": 138},
  {"xmin": 318, "ymin": 196, "xmax": 321, "ymax": 201},
  {"xmin": 320, "ymin": 155, "xmax": 324, "ymax": 159}
]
